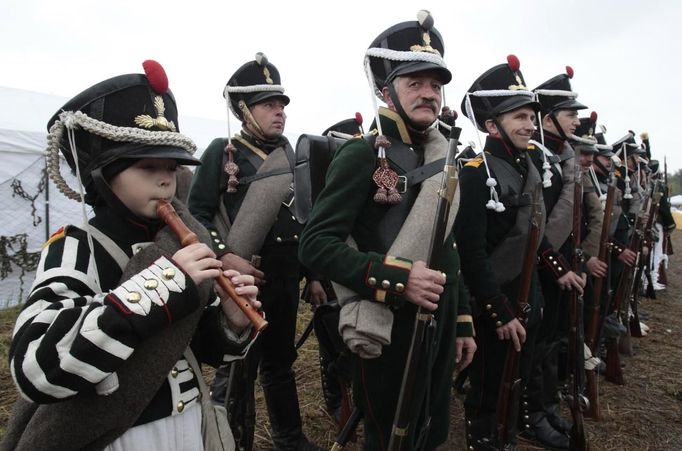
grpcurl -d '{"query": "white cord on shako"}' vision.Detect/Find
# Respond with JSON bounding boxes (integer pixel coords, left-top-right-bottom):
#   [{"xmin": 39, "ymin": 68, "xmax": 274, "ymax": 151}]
[
  {"xmin": 463, "ymin": 89, "xmax": 535, "ymax": 212},
  {"xmin": 46, "ymin": 110, "xmax": 197, "ymax": 295},
  {"xmin": 364, "ymin": 47, "xmax": 448, "ymax": 162},
  {"xmin": 533, "ymin": 88, "xmax": 580, "ymax": 188}
]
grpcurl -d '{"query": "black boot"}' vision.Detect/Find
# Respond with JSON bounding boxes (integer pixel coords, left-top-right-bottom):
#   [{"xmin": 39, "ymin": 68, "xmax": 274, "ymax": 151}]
[
  {"xmin": 262, "ymin": 368, "xmax": 323, "ymax": 451},
  {"xmin": 544, "ymin": 404, "xmax": 572, "ymax": 435},
  {"xmin": 319, "ymin": 349, "xmax": 342, "ymax": 423},
  {"xmin": 520, "ymin": 411, "xmax": 569, "ymax": 450}
]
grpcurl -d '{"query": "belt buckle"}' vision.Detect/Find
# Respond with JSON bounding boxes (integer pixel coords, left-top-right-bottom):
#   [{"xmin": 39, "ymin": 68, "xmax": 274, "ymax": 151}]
[{"xmin": 397, "ymin": 175, "xmax": 407, "ymax": 194}]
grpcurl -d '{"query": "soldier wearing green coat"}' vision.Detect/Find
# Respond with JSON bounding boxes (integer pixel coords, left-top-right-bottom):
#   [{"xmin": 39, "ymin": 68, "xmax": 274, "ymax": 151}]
[{"xmin": 299, "ymin": 11, "xmax": 475, "ymax": 450}]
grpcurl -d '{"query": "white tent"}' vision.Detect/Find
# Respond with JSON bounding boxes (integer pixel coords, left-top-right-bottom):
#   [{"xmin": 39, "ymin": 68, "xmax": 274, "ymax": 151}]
[{"xmin": 0, "ymin": 86, "xmax": 227, "ymax": 306}]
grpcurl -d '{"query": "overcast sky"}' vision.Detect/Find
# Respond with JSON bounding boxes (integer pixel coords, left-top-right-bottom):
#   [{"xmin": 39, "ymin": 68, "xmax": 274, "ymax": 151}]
[{"xmin": 2, "ymin": 0, "xmax": 681, "ymax": 170}]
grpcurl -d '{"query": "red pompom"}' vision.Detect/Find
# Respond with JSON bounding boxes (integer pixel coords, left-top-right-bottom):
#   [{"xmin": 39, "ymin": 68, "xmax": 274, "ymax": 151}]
[
  {"xmin": 590, "ymin": 111, "xmax": 598, "ymax": 124},
  {"xmin": 142, "ymin": 60, "xmax": 169, "ymax": 94},
  {"xmin": 566, "ymin": 65, "xmax": 574, "ymax": 79},
  {"xmin": 507, "ymin": 54, "xmax": 520, "ymax": 72},
  {"xmin": 355, "ymin": 112, "xmax": 363, "ymax": 125}
]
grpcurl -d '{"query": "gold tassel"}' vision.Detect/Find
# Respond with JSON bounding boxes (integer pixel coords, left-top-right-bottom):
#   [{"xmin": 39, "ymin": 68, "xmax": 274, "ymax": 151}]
[{"xmin": 371, "ymin": 135, "xmax": 401, "ymax": 205}]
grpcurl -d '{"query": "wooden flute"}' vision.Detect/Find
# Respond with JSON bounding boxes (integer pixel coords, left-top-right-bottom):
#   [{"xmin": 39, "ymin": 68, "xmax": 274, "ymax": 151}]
[{"xmin": 157, "ymin": 200, "xmax": 268, "ymax": 332}]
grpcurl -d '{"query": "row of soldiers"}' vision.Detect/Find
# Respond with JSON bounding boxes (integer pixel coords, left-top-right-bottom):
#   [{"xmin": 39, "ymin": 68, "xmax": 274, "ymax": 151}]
[
  {"xmin": 294, "ymin": 10, "xmax": 676, "ymax": 451},
  {"xmin": 2, "ymin": 8, "xmax": 675, "ymax": 451}
]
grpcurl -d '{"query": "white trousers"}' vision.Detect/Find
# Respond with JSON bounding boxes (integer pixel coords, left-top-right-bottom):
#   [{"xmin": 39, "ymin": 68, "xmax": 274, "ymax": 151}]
[{"xmin": 104, "ymin": 403, "xmax": 203, "ymax": 451}]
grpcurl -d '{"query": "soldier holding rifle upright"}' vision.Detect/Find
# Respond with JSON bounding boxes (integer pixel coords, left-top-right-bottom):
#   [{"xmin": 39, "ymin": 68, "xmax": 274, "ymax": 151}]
[
  {"xmin": 300, "ymin": 10, "xmax": 476, "ymax": 450},
  {"xmin": 454, "ymin": 55, "xmax": 545, "ymax": 450}
]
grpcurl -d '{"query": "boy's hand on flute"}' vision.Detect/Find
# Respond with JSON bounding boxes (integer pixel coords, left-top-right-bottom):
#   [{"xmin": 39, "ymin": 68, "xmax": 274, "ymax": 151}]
[
  {"xmin": 216, "ymin": 270, "xmax": 261, "ymax": 330},
  {"xmin": 172, "ymin": 243, "xmax": 222, "ymax": 284}
]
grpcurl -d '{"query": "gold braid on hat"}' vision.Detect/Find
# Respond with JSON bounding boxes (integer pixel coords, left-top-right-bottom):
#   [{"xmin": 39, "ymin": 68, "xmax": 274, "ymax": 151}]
[{"xmin": 47, "ymin": 110, "xmax": 196, "ymax": 201}]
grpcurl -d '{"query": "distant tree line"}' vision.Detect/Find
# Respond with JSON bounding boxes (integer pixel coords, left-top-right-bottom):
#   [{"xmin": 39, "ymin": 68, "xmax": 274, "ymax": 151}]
[{"xmin": 667, "ymin": 170, "xmax": 682, "ymax": 198}]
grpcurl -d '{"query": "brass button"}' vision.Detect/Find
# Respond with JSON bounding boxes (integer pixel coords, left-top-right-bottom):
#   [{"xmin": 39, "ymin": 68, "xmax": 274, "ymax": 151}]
[
  {"xmin": 214, "ymin": 238, "xmax": 221, "ymax": 243},
  {"xmin": 177, "ymin": 401, "xmax": 185, "ymax": 413},
  {"xmin": 293, "ymin": 235, "xmax": 299, "ymax": 241},
  {"xmin": 486, "ymin": 304, "xmax": 492, "ymax": 310},
  {"xmin": 452, "ymin": 241, "xmax": 457, "ymax": 249},
  {"xmin": 210, "ymin": 231, "xmax": 218, "ymax": 237},
  {"xmin": 495, "ymin": 321, "xmax": 503, "ymax": 327},
  {"xmin": 218, "ymin": 244, "xmax": 226, "ymax": 250},
  {"xmin": 291, "ymin": 215, "xmax": 296, "ymax": 221},
  {"xmin": 171, "ymin": 367, "xmax": 178, "ymax": 378},
  {"xmin": 276, "ymin": 237, "xmax": 283, "ymax": 243},
  {"xmin": 126, "ymin": 292, "xmax": 141, "ymax": 303},
  {"xmin": 395, "ymin": 283, "xmax": 405, "ymax": 293},
  {"xmin": 491, "ymin": 313, "xmax": 498, "ymax": 319},
  {"xmin": 144, "ymin": 279, "xmax": 159, "ymax": 290},
  {"xmin": 557, "ymin": 266, "xmax": 563, "ymax": 271},
  {"xmin": 368, "ymin": 277, "xmax": 377, "ymax": 286},
  {"xmin": 162, "ymin": 268, "xmax": 176, "ymax": 280},
  {"xmin": 381, "ymin": 280, "xmax": 391, "ymax": 289}
]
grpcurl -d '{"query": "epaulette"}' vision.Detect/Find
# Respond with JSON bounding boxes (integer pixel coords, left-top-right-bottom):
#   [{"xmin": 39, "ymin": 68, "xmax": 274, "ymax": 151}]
[
  {"xmin": 615, "ymin": 168, "xmax": 622, "ymax": 177},
  {"xmin": 43, "ymin": 226, "xmax": 66, "ymax": 248},
  {"xmin": 527, "ymin": 143, "xmax": 536, "ymax": 151},
  {"xmin": 465, "ymin": 157, "xmax": 484, "ymax": 168}
]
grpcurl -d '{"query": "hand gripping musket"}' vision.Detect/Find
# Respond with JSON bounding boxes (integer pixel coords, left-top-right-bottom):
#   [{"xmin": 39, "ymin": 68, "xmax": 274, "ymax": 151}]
[
  {"xmin": 492, "ymin": 182, "xmax": 543, "ymax": 451},
  {"xmin": 584, "ymin": 175, "xmax": 616, "ymax": 420},
  {"xmin": 156, "ymin": 200, "xmax": 268, "ymax": 332},
  {"xmin": 567, "ymin": 163, "xmax": 589, "ymax": 451},
  {"xmin": 386, "ymin": 124, "xmax": 461, "ymax": 451}
]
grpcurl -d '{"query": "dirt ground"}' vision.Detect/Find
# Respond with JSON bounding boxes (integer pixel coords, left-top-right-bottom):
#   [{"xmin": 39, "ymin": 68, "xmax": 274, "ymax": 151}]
[{"xmin": 0, "ymin": 233, "xmax": 680, "ymax": 450}]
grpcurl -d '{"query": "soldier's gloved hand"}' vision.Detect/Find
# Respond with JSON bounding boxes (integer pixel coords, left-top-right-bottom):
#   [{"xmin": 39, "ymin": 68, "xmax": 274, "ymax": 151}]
[
  {"xmin": 404, "ymin": 260, "xmax": 445, "ymax": 311},
  {"xmin": 220, "ymin": 253, "xmax": 266, "ymax": 285},
  {"xmin": 618, "ymin": 248, "xmax": 637, "ymax": 267},
  {"xmin": 455, "ymin": 336, "xmax": 477, "ymax": 370},
  {"xmin": 557, "ymin": 270, "xmax": 585, "ymax": 294},
  {"xmin": 586, "ymin": 256, "xmax": 608, "ymax": 278},
  {"xmin": 305, "ymin": 280, "xmax": 328, "ymax": 307},
  {"xmin": 496, "ymin": 318, "xmax": 526, "ymax": 352}
]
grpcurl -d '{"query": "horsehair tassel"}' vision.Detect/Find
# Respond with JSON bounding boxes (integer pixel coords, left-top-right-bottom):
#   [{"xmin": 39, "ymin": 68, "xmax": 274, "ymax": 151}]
[{"xmin": 156, "ymin": 200, "xmax": 268, "ymax": 332}]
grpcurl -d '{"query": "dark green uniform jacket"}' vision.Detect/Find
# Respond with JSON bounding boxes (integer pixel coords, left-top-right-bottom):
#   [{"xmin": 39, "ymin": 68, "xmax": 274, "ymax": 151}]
[{"xmin": 299, "ymin": 108, "xmax": 472, "ymax": 450}]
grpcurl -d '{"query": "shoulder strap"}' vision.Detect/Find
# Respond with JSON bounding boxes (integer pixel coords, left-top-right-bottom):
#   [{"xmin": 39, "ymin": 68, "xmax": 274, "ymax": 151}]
[{"xmin": 86, "ymin": 225, "xmax": 130, "ymax": 271}]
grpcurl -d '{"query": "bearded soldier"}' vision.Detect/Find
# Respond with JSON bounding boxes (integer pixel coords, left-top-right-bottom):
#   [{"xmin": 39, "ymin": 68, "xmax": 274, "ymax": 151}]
[{"xmin": 299, "ymin": 11, "xmax": 476, "ymax": 450}]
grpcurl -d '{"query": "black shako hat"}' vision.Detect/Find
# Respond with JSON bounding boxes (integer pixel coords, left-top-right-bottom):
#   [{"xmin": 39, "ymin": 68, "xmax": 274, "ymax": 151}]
[
  {"xmin": 322, "ymin": 114, "xmax": 364, "ymax": 137},
  {"xmin": 46, "ymin": 60, "xmax": 199, "ymax": 204},
  {"xmin": 224, "ymin": 52, "xmax": 290, "ymax": 121},
  {"xmin": 612, "ymin": 131, "xmax": 646, "ymax": 158},
  {"xmin": 570, "ymin": 111, "xmax": 599, "ymax": 154},
  {"xmin": 366, "ymin": 10, "xmax": 451, "ymax": 97},
  {"xmin": 534, "ymin": 66, "xmax": 587, "ymax": 114},
  {"xmin": 461, "ymin": 54, "xmax": 540, "ymax": 132}
]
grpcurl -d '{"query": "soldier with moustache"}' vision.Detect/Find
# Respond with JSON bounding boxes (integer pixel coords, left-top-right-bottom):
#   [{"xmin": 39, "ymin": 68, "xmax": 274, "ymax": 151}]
[
  {"xmin": 187, "ymin": 54, "xmax": 322, "ymax": 450},
  {"xmin": 521, "ymin": 68, "xmax": 588, "ymax": 449},
  {"xmin": 299, "ymin": 11, "xmax": 476, "ymax": 450},
  {"xmin": 454, "ymin": 55, "xmax": 545, "ymax": 449}
]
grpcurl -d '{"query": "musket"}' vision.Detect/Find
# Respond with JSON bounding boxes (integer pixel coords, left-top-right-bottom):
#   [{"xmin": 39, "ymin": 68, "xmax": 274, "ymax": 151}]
[
  {"xmin": 156, "ymin": 200, "xmax": 268, "ymax": 332},
  {"xmin": 387, "ymin": 124, "xmax": 461, "ymax": 451},
  {"xmin": 584, "ymin": 176, "xmax": 616, "ymax": 420},
  {"xmin": 629, "ymin": 185, "xmax": 662, "ymax": 337},
  {"xmin": 493, "ymin": 182, "xmax": 543, "ymax": 451},
  {"xmin": 567, "ymin": 163, "xmax": 589, "ymax": 451},
  {"xmin": 605, "ymin": 186, "xmax": 652, "ymax": 383}
]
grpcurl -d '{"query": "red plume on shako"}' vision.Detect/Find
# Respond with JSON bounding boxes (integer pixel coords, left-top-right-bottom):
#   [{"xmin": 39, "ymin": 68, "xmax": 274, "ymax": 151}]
[
  {"xmin": 590, "ymin": 111, "xmax": 598, "ymax": 124},
  {"xmin": 143, "ymin": 60, "xmax": 169, "ymax": 94},
  {"xmin": 566, "ymin": 65, "xmax": 574, "ymax": 79},
  {"xmin": 507, "ymin": 54, "xmax": 521, "ymax": 72}
]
